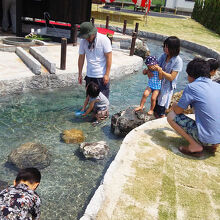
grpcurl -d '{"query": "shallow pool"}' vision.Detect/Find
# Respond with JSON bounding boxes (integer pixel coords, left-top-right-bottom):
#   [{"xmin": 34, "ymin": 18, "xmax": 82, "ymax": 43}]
[{"xmin": 0, "ymin": 39, "xmax": 201, "ymax": 219}]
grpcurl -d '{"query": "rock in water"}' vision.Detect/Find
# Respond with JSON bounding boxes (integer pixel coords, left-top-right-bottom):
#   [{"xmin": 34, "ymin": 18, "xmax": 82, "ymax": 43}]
[
  {"xmin": 8, "ymin": 142, "xmax": 51, "ymax": 169},
  {"xmin": 134, "ymin": 41, "xmax": 150, "ymax": 60},
  {"xmin": 61, "ymin": 128, "xmax": 85, "ymax": 144},
  {"xmin": 80, "ymin": 141, "xmax": 109, "ymax": 160},
  {"xmin": 111, "ymin": 107, "xmax": 154, "ymax": 137},
  {"xmin": 167, "ymin": 90, "xmax": 193, "ymax": 114},
  {"xmin": 213, "ymin": 70, "xmax": 220, "ymax": 84}
]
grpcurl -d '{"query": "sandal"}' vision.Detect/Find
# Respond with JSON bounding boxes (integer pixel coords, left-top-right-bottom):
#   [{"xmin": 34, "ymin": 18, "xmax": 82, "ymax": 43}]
[
  {"xmin": 204, "ymin": 145, "xmax": 217, "ymax": 154},
  {"xmin": 178, "ymin": 146, "xmax": 204, "ymax": 158}
]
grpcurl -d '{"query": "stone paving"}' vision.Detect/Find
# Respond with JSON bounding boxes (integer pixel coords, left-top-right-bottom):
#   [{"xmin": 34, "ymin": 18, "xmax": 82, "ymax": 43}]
[
  {"xmin": 81, "ymin": 117, "xmax": 220, "ymax": 220},
  {"xmin": 0, "ymin": 38, "xmax": 143, "ymax": 96},
  {"xmin": 0, "ymin": 51, "xmax": 34, "ymax": 81}
]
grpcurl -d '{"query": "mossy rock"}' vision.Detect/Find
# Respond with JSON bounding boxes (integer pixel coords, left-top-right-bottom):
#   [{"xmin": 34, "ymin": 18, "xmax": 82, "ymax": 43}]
[
  {"xmin": 8, "ymin": 142, "xmax": 51, "ymax": 169},
  {"xmin": 61, "ymin": 128, "xmax": 85, "ymax": 144},
  {"xmin": 167, "ymin": 90, "xmax": 193, "ymax": 114}
]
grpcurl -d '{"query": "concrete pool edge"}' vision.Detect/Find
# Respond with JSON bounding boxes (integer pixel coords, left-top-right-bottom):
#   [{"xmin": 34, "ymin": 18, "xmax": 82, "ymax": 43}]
[
  {"xmin": 80, "ymin": 118, "xmax": 168, "ymax": 220},
  {"xmin": 80, "ymin": 115, "xmax": 220, "ymax": 219}
]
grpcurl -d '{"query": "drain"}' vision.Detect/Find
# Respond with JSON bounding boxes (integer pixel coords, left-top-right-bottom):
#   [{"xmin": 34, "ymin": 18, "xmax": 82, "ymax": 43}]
[{"xmin": 2, "ymin": 37, "xmax": 35, "ymax": 46}]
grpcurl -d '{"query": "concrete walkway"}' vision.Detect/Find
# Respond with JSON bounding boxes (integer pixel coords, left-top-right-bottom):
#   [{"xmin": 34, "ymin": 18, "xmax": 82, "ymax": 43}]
[
  {"xmin": 0, "ymin": 41, "xmax": 143, "ymax": 96},
  {"xmin": 81, "ymin": 117, "xmax": 220, "ymax": 220}
]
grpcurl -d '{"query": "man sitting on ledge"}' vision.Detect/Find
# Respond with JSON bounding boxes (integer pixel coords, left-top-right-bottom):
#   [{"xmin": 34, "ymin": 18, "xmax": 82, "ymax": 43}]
[{"xmin": 167, "ymin": 58, "xmax": 220, "ymax": 157}]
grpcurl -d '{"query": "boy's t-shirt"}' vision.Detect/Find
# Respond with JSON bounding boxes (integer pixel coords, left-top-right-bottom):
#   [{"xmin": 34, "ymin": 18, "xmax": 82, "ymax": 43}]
[
  {"xmin": 0, "ymin": 183, "xmax": 41, "ymax": 220},
  {"xmin": 177, "ymin": 77, "xmax": 220, "ymax": 144},
  {"xmin": 90, "ymin": 92, "xmax": 109, "ymax": 111}
]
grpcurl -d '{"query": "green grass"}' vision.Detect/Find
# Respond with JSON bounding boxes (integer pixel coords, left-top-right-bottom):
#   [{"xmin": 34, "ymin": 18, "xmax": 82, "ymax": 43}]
[{"xmin": 92, "ymin": 4, "xmax": 220, "ymax": 52}]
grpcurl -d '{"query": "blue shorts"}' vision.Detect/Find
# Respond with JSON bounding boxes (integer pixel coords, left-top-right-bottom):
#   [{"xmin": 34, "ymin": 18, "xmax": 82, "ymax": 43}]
[
  {"xmin": 174, "ymin": 114, "xmax": 214, "ymax": 146},
  {"xmin": 149, "ymin": 87, "xmax": 160, "ymax": 93}
]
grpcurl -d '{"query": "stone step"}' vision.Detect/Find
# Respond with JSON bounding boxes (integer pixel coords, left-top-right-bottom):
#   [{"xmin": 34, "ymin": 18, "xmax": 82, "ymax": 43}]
[
  {"xmin": 29, "ymin": 47, "xmax": 56, "ymax": 74},
  {"xmin": 15, "ymin": 47, "xmax": 41, "ymax": 75}
]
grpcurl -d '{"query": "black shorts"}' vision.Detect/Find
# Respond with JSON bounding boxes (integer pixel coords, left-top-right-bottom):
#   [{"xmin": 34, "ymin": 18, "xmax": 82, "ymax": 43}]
[
  {"xmin": 154, "ymin": 101, "xmax": 166, "ymax": 117},
  {"xmin": 85, "ymin": 76, "xmax": 110, "ymax": 99}
]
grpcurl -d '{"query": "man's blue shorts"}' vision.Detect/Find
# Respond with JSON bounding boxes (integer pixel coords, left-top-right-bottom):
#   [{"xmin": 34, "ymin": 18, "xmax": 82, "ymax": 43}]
[{"xmin": 174, "ymin": 114, "xmax": 214, "ymax": 146}]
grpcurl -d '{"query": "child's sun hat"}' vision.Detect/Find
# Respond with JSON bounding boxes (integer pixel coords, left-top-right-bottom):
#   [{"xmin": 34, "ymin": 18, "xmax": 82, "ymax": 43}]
[{"xmin": 145, "ymin": 56, "xmax": 158, "ymax": 66}]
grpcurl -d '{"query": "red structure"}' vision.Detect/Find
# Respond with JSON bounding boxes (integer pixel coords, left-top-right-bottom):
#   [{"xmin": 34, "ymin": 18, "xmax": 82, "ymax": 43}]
[
  {"xmin": 132, "ymin": 0, "xmax": 151, "ymax": 12},
  {"xmin": 16, "ymin": 0, "xmax": 92, "ymax": 42}
]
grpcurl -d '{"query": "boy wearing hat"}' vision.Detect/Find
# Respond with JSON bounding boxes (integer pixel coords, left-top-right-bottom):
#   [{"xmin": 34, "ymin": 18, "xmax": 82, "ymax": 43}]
[
  {"xmin": 78, "ymin": 22, "xmax": 112, "ymax": 99},
  {"xmin": 135, "ymin": 56, "xmax": 162, "ymax": 115}
]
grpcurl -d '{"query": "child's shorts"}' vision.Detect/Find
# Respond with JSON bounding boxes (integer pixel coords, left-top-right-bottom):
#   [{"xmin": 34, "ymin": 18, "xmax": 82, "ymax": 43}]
[
  {"xmin": 94, "ymin": 107, "xmax": 109, "ymax": 120},
  {"xmin": 149, "ymin": 87, "xmax": 160, "ymax": 93},
  {"xmin": 174, "ymin": 114, "xmax": 214, "ymax": 147}
]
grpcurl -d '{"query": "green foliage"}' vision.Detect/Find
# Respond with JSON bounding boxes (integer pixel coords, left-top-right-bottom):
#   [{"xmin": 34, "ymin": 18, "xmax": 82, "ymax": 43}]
[
  {"xmin": 106, "ymin": 33, "xmax": 113, "ymax": 37},
  {"xmin": 192, "ymin": 0, "xmax": 220, "ymax": 35},
  {"xmin": 25, "ymin": 33, "xmax": 51, "ymax": 41}
]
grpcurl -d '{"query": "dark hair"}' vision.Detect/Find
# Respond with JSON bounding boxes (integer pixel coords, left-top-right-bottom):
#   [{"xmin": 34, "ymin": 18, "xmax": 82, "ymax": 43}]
[
  {"xmin": 186, "ymin": 58, "xmax": 210, "ymax": 79},
  {"xmin": 207, "ymin": 58, "xmax": 220, "ymax": 72},
  {"xmin": 15, "ymin": 168, "xmax": 41, "ymax": 184},
  {"xmin": 86, "ymin": 82, "xmax": 100, "ymax": 98},
  {"xmin": 164, "ymin": 36, "xmax": 180, "ymax": 57}
]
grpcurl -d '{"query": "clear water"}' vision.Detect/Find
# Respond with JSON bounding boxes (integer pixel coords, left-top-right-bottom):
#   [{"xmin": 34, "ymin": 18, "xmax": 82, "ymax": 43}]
[{"xmin": 0, "ymin": 40, "xmax": 201, "ymax": 219}]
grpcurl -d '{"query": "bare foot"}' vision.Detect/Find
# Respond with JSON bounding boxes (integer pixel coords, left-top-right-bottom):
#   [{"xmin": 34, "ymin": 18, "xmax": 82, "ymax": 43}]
[
  {"xmin": 178, "ymin": 146, "xmax": 204, "ymax": 157},
  {"xmin": 179, "ymin": 144, "xmax": 203, "ymax": 153},
  {"xmin": 147, "ymin": 110, "xmax": 154, "ymax": 115},
  {"xmin": 134, "ymin": 106, "xmax": 143, "ymax": 112}
]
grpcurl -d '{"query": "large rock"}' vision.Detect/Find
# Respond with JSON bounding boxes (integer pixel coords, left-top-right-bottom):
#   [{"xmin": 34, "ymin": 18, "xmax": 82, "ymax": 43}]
[
  {"xmin": 0, "ymin": 180, "xmax": 8, "ymax": 192},
  {"xmin": 134, "ymin": 41, "xmax": 150, "ymax": 60},
  {"xmin": 61, "ymin": 128, "xmax": 85, "ymax": 144},
  {"xmin": 80, "ymin": 141, "xmax": 109, "ymax": 160},
  {"xmin": 166, "ymin": 90, "xmax": 193, "ymax": 114},
  {"xmin": 111, "ymin": 107, "xmax": 154, "ymax": 137},
  {"xmin": 8, "ymin": 142, "xmax": 51, "ymax": 169}
]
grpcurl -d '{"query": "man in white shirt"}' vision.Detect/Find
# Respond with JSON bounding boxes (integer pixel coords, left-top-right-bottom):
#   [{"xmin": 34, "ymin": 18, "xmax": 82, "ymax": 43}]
[{"xmin": 78, "ymin": 22, "xmax": 112, "ymax": 98}]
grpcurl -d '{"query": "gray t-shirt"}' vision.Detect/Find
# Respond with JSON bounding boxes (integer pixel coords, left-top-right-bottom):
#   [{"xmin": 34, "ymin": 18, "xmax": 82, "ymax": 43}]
[{"xmin": 90, "ymin": 92, "xmax": 109, "ymax": 111}]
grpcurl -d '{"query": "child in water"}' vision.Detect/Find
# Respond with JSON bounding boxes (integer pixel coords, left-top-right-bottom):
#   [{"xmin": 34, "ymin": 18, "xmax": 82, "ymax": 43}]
[
  {"xmin": 135, "ymin": 56, "xmax": 162, "ymax": 115},
  {"xmin": 81, "ymin": 82, "xmax": 109, "ymax": 122}
]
